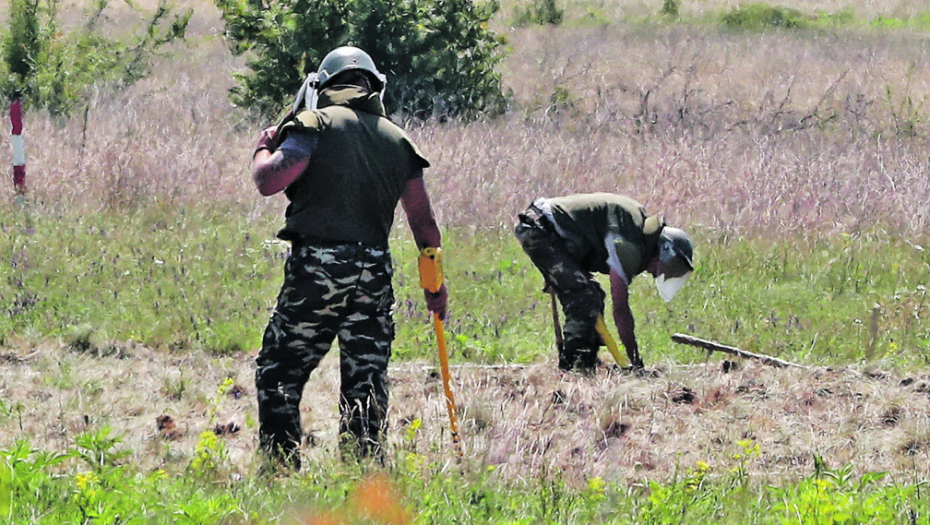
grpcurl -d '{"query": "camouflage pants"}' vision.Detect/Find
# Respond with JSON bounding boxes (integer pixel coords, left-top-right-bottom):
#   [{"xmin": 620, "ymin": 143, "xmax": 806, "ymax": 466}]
[
  {"xmin": 514, "ymin": 209, "xmax": 605, "ymax": 371},
  {"xmin": 255, "ymin": 241, "xmax": 395, "ymax": 468}
]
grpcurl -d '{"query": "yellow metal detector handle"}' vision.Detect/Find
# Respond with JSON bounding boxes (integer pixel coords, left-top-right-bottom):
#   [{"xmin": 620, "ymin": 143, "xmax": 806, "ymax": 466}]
[
  {"xmin": 418, "ymin": 247, "xmax": 444, "ymax": 293},
  {"xmin": 595, "ymin": 315, "xmax": 630, "ymax": 368},
  {"xmin": 417, "ymin": 247, "xmax": 462, "ymax": 456}
]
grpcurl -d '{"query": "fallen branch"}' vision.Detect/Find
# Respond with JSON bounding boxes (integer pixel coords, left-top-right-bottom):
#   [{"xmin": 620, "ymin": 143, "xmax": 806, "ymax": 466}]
[{"xmin": 671, "ymin": 333, "xmax": 808, "ymax": 369}]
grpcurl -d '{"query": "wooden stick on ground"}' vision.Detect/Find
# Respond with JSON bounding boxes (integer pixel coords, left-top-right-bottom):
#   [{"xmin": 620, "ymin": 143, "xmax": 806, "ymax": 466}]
[{"xmin": 671, "ymin": 333, "xmax": 808, "ymax": 369}]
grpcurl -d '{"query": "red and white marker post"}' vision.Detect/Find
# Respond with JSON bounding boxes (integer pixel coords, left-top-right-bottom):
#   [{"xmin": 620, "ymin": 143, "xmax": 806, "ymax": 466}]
[{"xmin": 10, "ymin": 98, "xmax": 26, "ymax": 195}]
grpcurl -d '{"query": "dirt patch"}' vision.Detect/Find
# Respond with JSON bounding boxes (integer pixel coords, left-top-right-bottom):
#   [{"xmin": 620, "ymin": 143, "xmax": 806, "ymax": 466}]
[{"xmin": 1, "ymin": 345, "xmax": 928, "ymax": 487}]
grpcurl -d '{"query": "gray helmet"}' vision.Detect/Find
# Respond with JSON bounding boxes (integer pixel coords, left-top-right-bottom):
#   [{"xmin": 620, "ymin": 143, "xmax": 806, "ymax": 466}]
[
  {"xmin": 657, "ymin": 226, "xmax": 694, "ymax": 277},
  {"xmin": 654, "ymin": 226, "xmax": 693, "ymax": 302},
  {"xmin": 317, "ymin": 46, "xmax": 386, "ymax": 92}
]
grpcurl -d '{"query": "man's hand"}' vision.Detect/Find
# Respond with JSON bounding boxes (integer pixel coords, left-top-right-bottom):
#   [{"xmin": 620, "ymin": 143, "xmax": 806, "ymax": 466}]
[
  {"xmin": 626, "ymin": 345, "xmax": 644, "ymax": 370},
  {"xmin": 254, "ymin": 125, "xmax": 280, "ymax": 156},
  {"xmin": 425, "ymin": 283, "xmax": 448, "ymax": 321},
  {"xmin": 251, "ymin": 125, "xmax": 310, "ymax": 196}
]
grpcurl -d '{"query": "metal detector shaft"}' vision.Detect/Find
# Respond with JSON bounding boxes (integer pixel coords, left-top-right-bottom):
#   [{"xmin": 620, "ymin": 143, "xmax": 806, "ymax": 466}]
[
  {"xmin": 595, "ymin": 315, "xmax": 630, "ymax": 367},
  {"xmin": 549, "ymin": 291, "xmax": 564, "ymax": 352},
  {"xmin": 432, "ymin": 313, "xmax": 462, "ymax": 456}
]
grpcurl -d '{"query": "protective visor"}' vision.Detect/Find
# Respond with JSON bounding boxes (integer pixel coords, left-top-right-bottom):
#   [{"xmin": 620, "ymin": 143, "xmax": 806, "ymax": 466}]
[
  {"xmin": 655, "ymin": 271, "xmax": 692, "ymax": 303},
  {"xmin": 302, "ymin": 71, "xmax": 387, "ymax": 110}
]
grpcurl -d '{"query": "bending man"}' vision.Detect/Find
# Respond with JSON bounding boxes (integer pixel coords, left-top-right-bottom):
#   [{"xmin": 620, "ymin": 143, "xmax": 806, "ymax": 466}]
[{"xmin": 514, "ymin": 192, "xmax": 692, "ymax": 371}]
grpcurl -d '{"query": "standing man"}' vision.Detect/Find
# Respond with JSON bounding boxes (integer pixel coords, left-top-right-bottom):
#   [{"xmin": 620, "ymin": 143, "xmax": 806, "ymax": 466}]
[
  {"xmin": 514, "ymin": 193, "xmax": 693, "ymax": 372},
  {"xmin": 251, "ymin": 46, "xmax": 447, "ymax": 469}
]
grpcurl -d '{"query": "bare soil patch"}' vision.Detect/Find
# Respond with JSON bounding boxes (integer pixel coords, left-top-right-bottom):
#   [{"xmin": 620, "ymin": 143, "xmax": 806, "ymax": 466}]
[{"xmin": 2, "ymin": 344, "xmax": 928, "ymax": 487}]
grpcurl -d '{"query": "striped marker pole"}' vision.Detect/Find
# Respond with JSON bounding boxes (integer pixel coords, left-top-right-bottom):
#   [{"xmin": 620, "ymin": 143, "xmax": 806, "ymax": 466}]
[{"xmin": 11, "ymin": 98, "xmax": 25, "ymax": 195}]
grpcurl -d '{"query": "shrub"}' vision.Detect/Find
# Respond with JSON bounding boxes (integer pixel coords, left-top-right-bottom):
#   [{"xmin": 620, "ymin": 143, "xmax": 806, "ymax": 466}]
[
  {"xmin": 661, "ymin": 0, "xmax": 680, "ymax": 18},
  {"xmin": 721, "ymin": 3, "xmax": 810, "ymax": 30},
  {"xmin": 513, "ymin": 0, "xmax": 565, "ymax": 26},
  {"xmin": 3, "ymin": 0, "xmax": 41, "ymax": 82},
  {"xmin": 214, "ymin": 0, "xmax": 509, "ymax": 121}
]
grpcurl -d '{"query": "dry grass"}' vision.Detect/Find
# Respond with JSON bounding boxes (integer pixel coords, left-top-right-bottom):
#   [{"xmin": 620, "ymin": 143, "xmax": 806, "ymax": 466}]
[
  {"xmin": 496, "ymin": 0, "xmax": 929, "ymax": 25},
  {"xmin": 20, "ymin": 6, "xmax": 930, "ymax": 241},
  {"xmin": 434, "ymin": 23, "xmax": 930, "ymax": 237},
  {"xmin": 3, "ymin": 343, "xmax": 929, "ymax": 487},
  {"xmin": 21, "ymin": 2, "xmax": 257, "ymax": 214}
]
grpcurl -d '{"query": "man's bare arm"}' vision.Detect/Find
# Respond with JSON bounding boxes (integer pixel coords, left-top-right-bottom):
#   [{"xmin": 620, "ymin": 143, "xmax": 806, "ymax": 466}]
[
  {"xmin": 401, "ymin": 175, "xmax": 446, "ymax": 319},
  {"xmin": 610, "ymin": 269, "xmax": 643, "ymax": 367},
  {"xmin": 250, "ymin": 125, "xmax": 311, "ymax": 196},
  {"xmin": 252, "ymin": 149, "xmax": 309, "ymax": 196},
  {"xmin": 400, "ymin": 175, "xmax": 441, "ymax": 249}
]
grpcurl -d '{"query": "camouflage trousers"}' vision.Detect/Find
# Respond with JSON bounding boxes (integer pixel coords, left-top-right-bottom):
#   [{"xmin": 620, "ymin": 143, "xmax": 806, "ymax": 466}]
[
  {"xmin": 514, "ymin": 208, "xmax": 605, "ymax": 371},
  {"xmin": 255, "ymin": 240, "xmax": 395, "ymax": 468}
]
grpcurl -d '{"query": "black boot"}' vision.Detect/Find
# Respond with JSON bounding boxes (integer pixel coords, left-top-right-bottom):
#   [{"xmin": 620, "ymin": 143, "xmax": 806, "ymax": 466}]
[{"xmin": 559, "ymin": 348, "xmax": 600, "ymax": 374}]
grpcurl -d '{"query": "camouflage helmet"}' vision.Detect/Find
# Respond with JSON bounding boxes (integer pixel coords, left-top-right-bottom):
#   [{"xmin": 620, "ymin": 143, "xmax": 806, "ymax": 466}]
[{"xmin": 317, "ymin": 46, "xmax": 386, "ymax": 92}]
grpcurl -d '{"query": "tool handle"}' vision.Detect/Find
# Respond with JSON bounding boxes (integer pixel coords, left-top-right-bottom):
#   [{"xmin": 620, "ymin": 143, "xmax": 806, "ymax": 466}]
[
  {"xmin": 596, "ymin": 315, "xmax": 630, "ymax": 367},
  {"xmin": 433, "ymin": 314, "xmax": 462, "ymax": 456},
  {"xmin": 549, "ymin": 291, "xmax": 564, "ymax": 352},
  {"xmin": 418, "ymin": 247, "xmax": 444, "ymax": 293}
]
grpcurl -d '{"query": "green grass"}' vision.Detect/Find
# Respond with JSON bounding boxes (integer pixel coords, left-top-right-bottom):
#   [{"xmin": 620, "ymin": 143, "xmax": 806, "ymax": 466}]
[
  {"xmin": 5, "ymin": 201, "xmax": 930, "ymax": 368},
  {"xmin": 511, "ymin": 0, "xmax": 930, "ymax": 32},
  {"xmin": 714, "ymin": 4, "xmax": 930, "ymax": 32},
  {"xmin": 3, "ymin": 431, "xmax": 928, "ymax": 524},
  {"xmin": 2, "ymin": 201, "xmax": 281, "ymax": 354}
]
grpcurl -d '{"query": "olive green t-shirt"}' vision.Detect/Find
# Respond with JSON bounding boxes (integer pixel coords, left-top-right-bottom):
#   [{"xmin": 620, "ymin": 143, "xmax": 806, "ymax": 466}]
[
  {"xmin": 277, "ymin": 86, "xmax": 429, "ymax": 246},
  {"xmin": 547, "ymin": 193, "xmax": 663, "ymax": 278}
]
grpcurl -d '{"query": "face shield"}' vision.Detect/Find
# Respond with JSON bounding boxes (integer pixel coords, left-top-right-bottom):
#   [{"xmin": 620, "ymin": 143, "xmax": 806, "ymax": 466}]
[
  {"xmin": 295, "ymin": 72, "xmax": 319, "ymax": 111},
  {"xmin": 655, "ymin": 271, "xmax": 692, "ymax": 302},
  {"xmin": 300, "ymin": 70, "xmax": 387, "ymax": 110}
]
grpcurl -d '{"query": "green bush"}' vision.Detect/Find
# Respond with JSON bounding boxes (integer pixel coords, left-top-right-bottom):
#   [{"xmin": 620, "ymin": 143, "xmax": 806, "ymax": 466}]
[
  {"xmin": 214, "ymin": 0, "xmax": 509, "ymax": 121},
  {"xmin": 721, "ymin": 3, "xmax": 810, "ymax": 30},
  {"xmin": 660, "ymin": 0, "xmax": 680, "ymax": 18},
  {"xmin": 3, "ymin": 0, "xmax": 41, "ymax": 82},
  {"xmin": 513, "ymin": 0, "xmax": 564, "ymax": 26}
]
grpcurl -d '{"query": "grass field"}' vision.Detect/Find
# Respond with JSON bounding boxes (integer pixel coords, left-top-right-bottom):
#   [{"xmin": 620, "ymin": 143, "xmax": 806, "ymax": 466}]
[{"xmin": 3, "ymin": 0, "xmax": 930, "ymax": 522}]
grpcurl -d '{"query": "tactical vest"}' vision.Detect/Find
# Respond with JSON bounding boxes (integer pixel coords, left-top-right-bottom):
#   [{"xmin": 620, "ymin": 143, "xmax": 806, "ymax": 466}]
[
  {"xmin": 278, "ymin": 86, "xmax": 429, "ymax": 247},
  {"xmin": 548, "ymin": 193, "xmax": 663, "ymax": 277}
]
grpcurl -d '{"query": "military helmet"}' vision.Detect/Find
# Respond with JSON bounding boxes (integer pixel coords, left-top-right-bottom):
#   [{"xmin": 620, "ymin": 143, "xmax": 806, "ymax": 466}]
[
  {"xmin": 654, "ymin": 226, "xmax": 694, "ymax": 303},
  {"xmin": 317, "ymin": 46, "xmax": 386, "ymax": 92},
  {"xmin": 657, "ymin": 227, "xmax": 693, "ymax": 277}
]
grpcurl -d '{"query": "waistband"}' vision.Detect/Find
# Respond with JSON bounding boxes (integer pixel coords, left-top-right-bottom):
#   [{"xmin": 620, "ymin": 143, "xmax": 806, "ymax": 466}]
[{"xmin": 280, "ymin": 232, "xmax": 389, "ymax": 251}]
